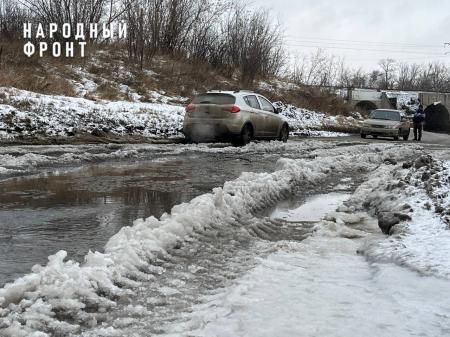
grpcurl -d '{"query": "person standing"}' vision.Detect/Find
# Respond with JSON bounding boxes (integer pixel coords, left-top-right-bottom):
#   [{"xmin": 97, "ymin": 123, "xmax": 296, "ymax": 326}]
[{"xmin": 413, "ymin": 105, "xmax": 425, "ymax": 141}]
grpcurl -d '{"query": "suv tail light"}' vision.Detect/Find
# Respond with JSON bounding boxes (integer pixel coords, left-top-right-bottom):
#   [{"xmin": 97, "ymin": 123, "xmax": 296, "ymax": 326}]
[
  {"xmin": 230, "ymin": 105, "xmax": 241, "ymax": 113},
  {"xmin": 186, "ymin": 103, "xmax": 195, "ymax": 112}
]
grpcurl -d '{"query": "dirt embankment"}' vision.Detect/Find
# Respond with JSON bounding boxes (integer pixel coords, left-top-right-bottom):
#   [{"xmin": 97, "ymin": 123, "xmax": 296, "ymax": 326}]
[{"xmin": 0, "ymin": 132, "xmax": 185, "ymax": 146}]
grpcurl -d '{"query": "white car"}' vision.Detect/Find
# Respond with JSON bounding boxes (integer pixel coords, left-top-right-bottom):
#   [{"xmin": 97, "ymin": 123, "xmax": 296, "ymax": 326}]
[{"xmin": 361, "ymin": 109, "xmax": 411, "ymax": 141}]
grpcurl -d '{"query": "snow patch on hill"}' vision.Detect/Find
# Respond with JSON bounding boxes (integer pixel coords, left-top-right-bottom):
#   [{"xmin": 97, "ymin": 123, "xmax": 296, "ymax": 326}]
[
  {"xmin": 274, "ymin": 102, "xmax": 360, "ymax": 134},
  {"xmin": 0, "ymin": 87, "xmax": 185, "ymax": 139},
  {"xmin": 0, "ymin": 87, "xmax": 359, "ymax": 141}
]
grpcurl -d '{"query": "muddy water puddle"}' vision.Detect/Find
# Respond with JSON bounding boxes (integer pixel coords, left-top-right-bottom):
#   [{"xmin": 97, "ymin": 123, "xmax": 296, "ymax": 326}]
[{"xmin": 0, "ymin": 154, "xmax": 275, "ymax": 286}]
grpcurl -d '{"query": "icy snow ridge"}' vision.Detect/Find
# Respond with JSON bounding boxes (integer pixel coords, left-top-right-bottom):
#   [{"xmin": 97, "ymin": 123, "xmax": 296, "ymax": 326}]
[
  {"xmin": 0, "ymin": 140, "xmax": 340, "ymax": 178},
  {"xmin": 354, "ymin": 157, "xmax": 450, "ymax": 279},
  {"xmin": 165, "ymin": 152, "xmax": 450, "ymax": 337}
]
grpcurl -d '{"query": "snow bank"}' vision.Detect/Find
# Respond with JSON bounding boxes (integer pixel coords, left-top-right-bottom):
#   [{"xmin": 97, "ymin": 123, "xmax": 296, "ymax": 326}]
[
  {"xmin": 291, "ymin": 130, "xmax": 349, "ymax": 137},
  {"xmin": 0, "ymin": 143, "xmax": 415, "ymax": 336},
  {"xmin": 163, "ymin": 150, "xmax": 450, "ymax": 337},
  {"xmin": 350, "ymin": 155, "xmax": 450, "ymax": 279},
  {"xmin": 0, "ymin": 87, "xmax": 185, "ymax": 139},
  {"xmin": 385, "ymin": 91, "xmax": 419, "ymax": 111},
  {"xmin": 173, "ymin": 236, "xmax": 450, "ymax": 337},
  {"xmin": 273, "ymin": 101, "xmax": 360, "ymax": 134}
]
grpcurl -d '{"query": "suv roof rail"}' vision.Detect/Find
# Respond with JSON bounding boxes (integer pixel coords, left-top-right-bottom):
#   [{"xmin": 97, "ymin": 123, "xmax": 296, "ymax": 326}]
[{"xmin": 233, "ymin": 89, "xmax": 254, "ymax": 93}]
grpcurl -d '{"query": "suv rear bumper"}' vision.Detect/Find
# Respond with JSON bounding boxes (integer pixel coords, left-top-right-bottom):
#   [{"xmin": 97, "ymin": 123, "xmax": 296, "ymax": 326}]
[{"xmin": 183, "ymin": 120, "xmax": 242, "ymax": 141}]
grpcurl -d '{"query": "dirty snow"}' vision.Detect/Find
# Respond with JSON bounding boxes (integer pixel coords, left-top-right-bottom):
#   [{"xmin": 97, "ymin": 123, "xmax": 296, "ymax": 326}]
[
  {"xmin": 167, "ymin": 151, "xmax": 450, "ymax": 337},
  {"xmin": 385, "ymin": 91, "xmax": 420, "ymax": 111},
  {"xmin": 0, "ymin": 142, "xmax": 419, "ymax": 336},
  {"xmin": 274, "ymin": 101, "xmax": 360, "ymax": 133},
  {"xmin": 356, "ymin": 157, "xmax": 450, "ymax": 279},
  {"xmin": 2, "ymin": 140, "xmax": 450, "ymax": 337},
  {"xmin": 175, "ymin": 237, "xmax": 450, "ymax": 337}
]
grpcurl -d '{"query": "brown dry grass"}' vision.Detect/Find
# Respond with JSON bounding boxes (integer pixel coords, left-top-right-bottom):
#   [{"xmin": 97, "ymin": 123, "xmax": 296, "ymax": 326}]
[
  {"xmin": 0, "ymin": 39, "xmax": 76, "ymax": 96},
  {"xmin": 0, "ymin": 40, "xmax": 353, "ymax": 116},
  {"xmin": 88, "ymin": 82, "xmax": 121, "ymax": 100}
]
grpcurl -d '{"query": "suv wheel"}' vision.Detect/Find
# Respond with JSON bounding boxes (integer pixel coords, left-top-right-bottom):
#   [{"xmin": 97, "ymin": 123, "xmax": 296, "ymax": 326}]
[
  {"xmin": 239, "ymin": 124, "xmax": 253, "ymax": 146},
  {"xmin": 279, "ymin": 124, "xmax": 289, "ymax": 143}
]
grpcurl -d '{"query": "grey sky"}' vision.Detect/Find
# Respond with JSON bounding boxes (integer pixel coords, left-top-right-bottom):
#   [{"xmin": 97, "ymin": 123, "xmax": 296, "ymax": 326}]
[{"xmin": 256, "ymin": 0, "xmax": 450, "ymax": 70}]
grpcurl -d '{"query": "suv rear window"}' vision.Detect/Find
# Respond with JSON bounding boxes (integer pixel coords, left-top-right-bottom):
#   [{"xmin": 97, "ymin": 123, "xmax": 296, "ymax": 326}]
[{"xmin": 193, "ymin": 93, "xmax": 235, "ymax": 105}]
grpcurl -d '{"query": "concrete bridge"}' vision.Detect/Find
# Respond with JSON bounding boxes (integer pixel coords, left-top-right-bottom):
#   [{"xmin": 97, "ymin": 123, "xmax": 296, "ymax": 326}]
[{"xmin": 347, "ymin": 88, "xmax": 419, "ymax": 112}]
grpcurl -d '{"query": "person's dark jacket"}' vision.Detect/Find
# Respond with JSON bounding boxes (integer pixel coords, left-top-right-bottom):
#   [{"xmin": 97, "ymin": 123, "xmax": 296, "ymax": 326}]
[{"xmin": 413, "ymin": 108, "xmax": 425, "ymax": 123}]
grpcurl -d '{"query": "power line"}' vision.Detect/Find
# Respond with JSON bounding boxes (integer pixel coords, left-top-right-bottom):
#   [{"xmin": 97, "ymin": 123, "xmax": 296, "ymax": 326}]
[
  {"xmin": 284, "ymin": 36, "xmax": 443, "ymax": 48},
  {"xmin": 284, "ymin": 43, "xmax": 446, "ymax": 56},
  {"xmin": 284, "ymin": 39, "xmax": 443, "ymax": 50}
]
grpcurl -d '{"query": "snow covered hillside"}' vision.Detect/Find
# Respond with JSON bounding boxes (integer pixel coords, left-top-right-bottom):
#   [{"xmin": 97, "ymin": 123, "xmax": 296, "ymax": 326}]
[
  {"xmin": 0, "ymin": 87, "xmax": 359, "ymax": 142},
  {"xmin": 0, "ymin": 87, "xmax": 185, "ymax": 140}
]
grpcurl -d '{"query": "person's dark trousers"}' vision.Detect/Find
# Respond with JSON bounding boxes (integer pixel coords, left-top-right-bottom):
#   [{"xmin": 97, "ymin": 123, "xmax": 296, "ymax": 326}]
[{"xmin": 413, "ymin": 122, "xmax": 423, "ymax": 141}]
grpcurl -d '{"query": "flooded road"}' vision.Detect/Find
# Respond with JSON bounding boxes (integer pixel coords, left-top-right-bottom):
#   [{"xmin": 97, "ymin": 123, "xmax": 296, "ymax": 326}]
[
  {"xmin": 4, "ymin": 140, "xmax": 444, "ymax": 337},
  {"xmin": 0, "ymin": 151, "xmax": 279, "ymax": 286}
]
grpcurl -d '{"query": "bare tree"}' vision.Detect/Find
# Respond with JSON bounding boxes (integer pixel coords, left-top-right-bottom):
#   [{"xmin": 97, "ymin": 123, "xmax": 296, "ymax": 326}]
[
  {"xmin": 378, "ymin": 58, "xmax": 397, "ymax": 89},
  {"xmin": 397, "ymin": 62, "xmax": 421, "ymax": 90},
  {"xmin": 350, "ymin": 68, "xmax": 368, "ymax": 88},
  {"xmin": 216, "ymin": 3, "xmax": 285, "ymax": 83},
  {"xmin": 0, "ymin": 0, "xmax": 29, "ymax": 40},
  {"xmin": 18, "ymin": 0, "xmax": 126, "ymax": 42},
  {"xmin": 291, "ymin": 49, "xmax": 343, "ymax": 87},
  {"xmin": 367, "ymin": 70, "xmax": 382, "ymax": 88}
]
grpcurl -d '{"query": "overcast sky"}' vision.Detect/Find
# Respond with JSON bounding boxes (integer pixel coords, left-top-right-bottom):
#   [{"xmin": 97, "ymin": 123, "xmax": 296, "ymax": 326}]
[{"xmin": 255, "ymin": 0, "xmax": 450, "ymax": 70}]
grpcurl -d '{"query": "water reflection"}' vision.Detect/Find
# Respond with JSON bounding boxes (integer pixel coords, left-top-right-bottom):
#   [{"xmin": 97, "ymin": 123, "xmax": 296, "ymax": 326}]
[{"xmin": 0, "ymin": 153, "xmax": 272, "ymax": 286}]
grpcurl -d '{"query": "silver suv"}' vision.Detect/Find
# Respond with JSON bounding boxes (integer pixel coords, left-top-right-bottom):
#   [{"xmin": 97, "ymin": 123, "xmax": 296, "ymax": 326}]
[{"xmin": 183, "ymin": 91, "xmax": 289, "ymax": 145}]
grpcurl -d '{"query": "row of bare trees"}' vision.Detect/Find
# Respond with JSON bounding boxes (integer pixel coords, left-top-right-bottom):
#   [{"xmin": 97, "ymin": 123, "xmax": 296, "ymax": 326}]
[
  {"xmin": 344, "ymin": 59, "xmax": 450, "ymax": 92},
  {"xmin": 0, "ymin": 0, "xmax": 285, "ymax": 83},
  {"xmin": 0, "ymin": 0, "xmax": 27, "ymax": 39},
  {"xmin": 124, "ymin": 0, "xmax": 285, "ymax": 83},
  {"xmin": 290, "ymin": 49, "xmax": 450, "ymax": 93},
  {"xmin": 2, "ymin": 0, "xmax": 449, "ymax": 90}
]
